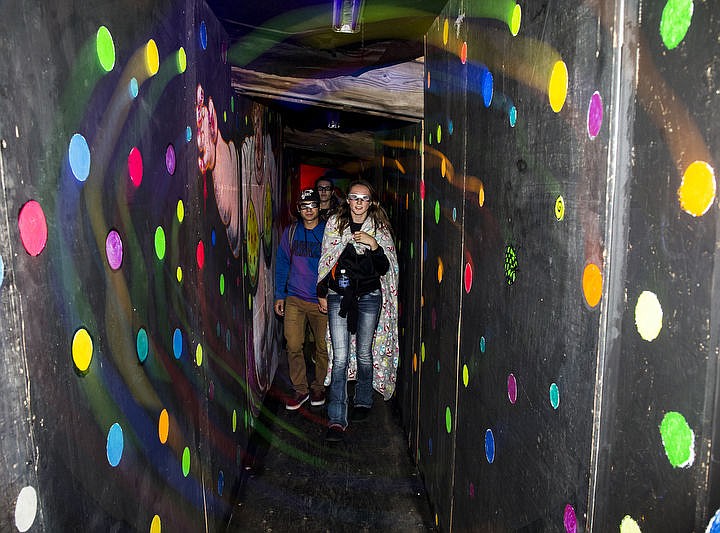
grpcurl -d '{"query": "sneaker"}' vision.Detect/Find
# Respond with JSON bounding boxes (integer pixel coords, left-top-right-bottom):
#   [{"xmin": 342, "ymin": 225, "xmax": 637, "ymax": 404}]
[
  {"xmin": 325, "ymin": 424, "xmax": 345, "ymax": 442},
  {"xmin": 285, "ymin": 392, "xmax": 309, "ymax": 411},
  {"xmin": 310, "ymin": 389, "xmax": 326, "ymax": 406},
  {"xmin": 350, "ymin": 406, "xmax": 371, "ymax": 422}
]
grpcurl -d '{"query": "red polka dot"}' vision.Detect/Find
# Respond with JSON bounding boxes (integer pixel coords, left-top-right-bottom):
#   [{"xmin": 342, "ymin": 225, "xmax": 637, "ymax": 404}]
[
  {"xmin": 464, "ymin": 263, "xmax": 473, "ymax": 293},
  {"xmin": 196, "ymin": 240, "xmax": 205, "ymax": 269},
  {"xmin": 460, "ymin": 42, "xmax": 467, "ymax": 64},
  {"xmin": 420, "ymin": 180, "xmax": 426, "ymax": 200},
  {"xmin": 128, "ymin": 147, "xmax": 143, "ymax": 187},
  {"xmin": 18, "ymin": 200, "xmax": 48, "ymax": 256}
]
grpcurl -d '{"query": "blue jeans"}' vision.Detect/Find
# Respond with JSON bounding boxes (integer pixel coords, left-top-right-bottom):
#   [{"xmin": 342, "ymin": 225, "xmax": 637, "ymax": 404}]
[{"xmin": 327, "ymin": 289, "xmax": 382, "ymax": 428}]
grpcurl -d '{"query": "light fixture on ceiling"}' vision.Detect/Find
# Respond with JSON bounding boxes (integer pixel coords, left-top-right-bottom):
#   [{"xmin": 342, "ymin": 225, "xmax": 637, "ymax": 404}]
[{"xmin": 332, "ymin": 0, "xmax": 364, "ymax": 34}]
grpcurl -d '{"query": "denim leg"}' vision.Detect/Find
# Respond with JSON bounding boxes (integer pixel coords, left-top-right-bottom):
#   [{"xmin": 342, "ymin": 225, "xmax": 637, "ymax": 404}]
[
  {"xmin": 327, "ymin": 292, "xmax": 349, "ymax": 428},
  {"xmin": 353, "ymin": 290, "xmax": 382, "ymax": 408}
]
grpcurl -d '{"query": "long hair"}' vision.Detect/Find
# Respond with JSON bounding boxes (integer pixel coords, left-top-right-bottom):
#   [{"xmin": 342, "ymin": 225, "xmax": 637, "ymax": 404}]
[{"xmin": 334, "ymin": 179, "xmax": 393, "ymax": 237}]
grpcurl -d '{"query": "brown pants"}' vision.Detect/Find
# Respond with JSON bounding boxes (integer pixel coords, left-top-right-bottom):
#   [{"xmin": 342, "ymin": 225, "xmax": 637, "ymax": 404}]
[{"xmin": 284, "ymin": 296, "xmax": 328, "ymax": 395}]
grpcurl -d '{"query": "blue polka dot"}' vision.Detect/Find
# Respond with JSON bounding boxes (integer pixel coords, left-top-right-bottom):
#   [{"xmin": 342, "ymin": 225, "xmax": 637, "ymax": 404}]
[
  {"xmin": 480, "ymin": 336, "xmax": 486, "ymax": 353},
  {"xmin": 0, "ymin": 255, "xmax": 5, "ymax": 287},
  {"xmin": 448, "ymin": 120, "xmax": 454, "ymax": 135},
  {"xmin": 423, "ymin": 241, "xmax": 428, "ymax": 262},
  {"xmin": 186, "ymin": 126, "xmax": 192, "ymax": 142},
  {"xmin": 482, "ymin": 70, "xmax": 494, "ymax": 108},
  {"xmin": 706, "ymin": 509, "xmax": 720, "ymax": 533},
  {"xmin": 173, "ymin": 328, "xmax": 183, "ymax": 359},
  {"xmin": 218, "ymin": 470, "xmax": 225, "ymax": 496},
  {"xmin": 211, "ymin": 228, "xmax": 216, "ymax": 246},
  {"xmin": 129, "ymin": 78, "xmax": 139, "ymax": 99},
  {"xmin": 485, "ymin": 429, "xmax": 495, "ymax": 463},
  {"xmin": 199, "ymin": 21, "xmax": 208, "ymax": 50},
  {"xmin": 69, "ymin": 134, "xmax": 91, "ymax": 182},
  {"xmin": 136, "ymin": 328, "xmax": 148, "ymax": 363},
  {"xmin": 452, "ymin": 207, "xmax": 457, "ymax": 221},
  {"xmin": 509, "ymin": 105, "xmax": 517, "ymax": 127},
  {"xmin": 107, "ymin": 423, "xmax": 124, "ymax": 467}
]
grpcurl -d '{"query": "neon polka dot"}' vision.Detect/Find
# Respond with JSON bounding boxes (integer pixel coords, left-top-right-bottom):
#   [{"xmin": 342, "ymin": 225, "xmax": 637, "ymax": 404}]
[
  {"xmin": 195, "ymin": 344, "xmax": 203, "ymax": 366},
  {"xmin": 635, "ymin": 290, "xmax": 663, "ymax": 341},
  {"xmin": 678, "ymin": 160, "xmax": 715, "ymax": 216},
  {"xmin": 145, "ymin": 39, "xmax": 159, "ymax": 76},
  {"xmin": 129, "ymin": 78, "xmax": 139, "ymax": 99},
  {"xmin": 548, "ymin": 60, "xmax": 568, "ymax": 113},
  {"xmin": 72, "ymin": 327, "xmax": 93, "ymax": 373},
  {"xmin": 150, "ymin": 514, "xmax": 162, "ymax": 533},
  {"xmin": 137, "ymin": 328, "xmax": 149, "ymax": 363},
  {"xmin": 173, "ymin": 328, "xmax": 183, "ymax": 359},
  {"xmin": 220, "ymin": 273, "xmax": 225, "ymax": 295},
  {"xmin": 437, "ymin": 124, "xmax": 442, "ymax": 143},
  {"xmin": 620, "ymin": 515, "xmax": 642, "ymax": 533},
  {"xmin": 177, "ymin": 47, "xmax": 187, "ymax": 73},
  {"xmin": 660, "ymin": 0, "xmax": 694, "ymax": 50},
  {"xmin": 564, "ymin": 505, "xmax": 577, "ymax": 533},
  {"xmin": 434, "ymin": 200, "xmax": 440, "ymax": 223},
  {"xmin": 462, "ymin": 364, "xmax": 469, "ymax": 387},
  {"xmin": 18, "ymin": 200, "xmax": 48, "ymax": 256},
  {"xmin": 166, "ymin": 144, "xmax": 176, "ymax": 175},
  {"xmin": 587, "ymin": 91, "xmax": 603, "ymax": 139},
  {"xmin": 106, "ymin": 229, "xmax": 123, "ymax": 270},
  {"xmin": 555, "ymin": 196, "xmax": 565, "ymax": 221},
  {"xmin": 504, "ymin": 245, "xmax": 518, "ymax": 285},
  {"xmin": 176, "ymin": 266, "xmax": 183, "ymax": 282},
  {"xmin": 197, "ymin": 240, "xmax": 205, "ymax": 269},
  {"xmin": 437, "ymin": 257, "xmax": 444, "ymax": 283},
  {"xmin": 660, "ymin": 411, "xmax": 694, "ymax": 467},
  {"xmin": 128, "ymin": 147, "xmax": 143, "ymax": 187},
  {"xmin": 509, "ymin": 4, "xmax": 522, "ymax": 36},
  {"xmin": 14, "ymin": 486, "xmax": 37, "ymax": 533},
  {"xmin": 69, "ymin": 133, "xmax": 91, "ymax": 181},
  {"xmin": 507, "ymin": 373, "xmax": 517, "ymax": 404},
  {"xmin": 176, "ymin": 200, "xmax": 184, "ymax": 222},
  {"xmin": 582, "ymin": 263, "xmax": 603, "ymax": 308},
  {"xmin": 485, "ymin": 429, "xmax": 495, "ymax": 463},
  {"xmin": 154, "ymin": 226, "xmax": 166, "ymax": 260},
  {"xmin": 158, "ymin": 409, "xmax": 169, "ymax": 444},
  {"xmin": 199, "ymin": 21, "xmax": 208, "ymax": 50},
  {"xmin": 106, "ymin": 423, "xmax": 124, "ymax": 467},
  {"xmin": 464, "ymin": 263, "xmax": 472, "ymax": 293},
  {"xmin": 421, "ymin": 342, "xmax": 426, "ymax": 362},
  {"xmin": 445, "ymin": 407, "xmax": 452, "ymax": 433},
  {"xmin": 182, "ymin": 447, "xmax": 191, "ymax": 477},
  {"xmin": 443, "ymin": 19, "xmax": 449, "ymax": 45},
  {"xmin": 550, "ymin": 383, "xmax": 560, "ymax": 409},
  {"xmin": 96, "ymin": 26, "xmax": 115, "ymax": 72}
]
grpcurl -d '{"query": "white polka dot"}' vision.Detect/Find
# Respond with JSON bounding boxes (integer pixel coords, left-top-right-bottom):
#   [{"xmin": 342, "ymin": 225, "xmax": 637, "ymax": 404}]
[{"xmin": 15, "ymin": 486, "xmax": 37, "ymax": 532}]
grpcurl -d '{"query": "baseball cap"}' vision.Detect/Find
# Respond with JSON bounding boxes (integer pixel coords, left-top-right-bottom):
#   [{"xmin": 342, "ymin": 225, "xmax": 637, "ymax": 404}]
[{"xmin": 298, "ymin": 189, "xmax": 320, "ymax": 204}]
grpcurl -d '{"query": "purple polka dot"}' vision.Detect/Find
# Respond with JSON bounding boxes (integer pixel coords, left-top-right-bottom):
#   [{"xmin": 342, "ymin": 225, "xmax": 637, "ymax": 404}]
[
  {"xmin": 106, "ymin": 230, "xmax": 123, "ymax": 270},
  {"xmin": 564, "ymin": 504, "xmax": 577, "ymax": 533},
  {"xmin": 507, "ymin": 373, "xmax": 517, "ymax": 404},
  {"xmin": 166, "ymin": 144, "xmax": 176, "ymax": 175},
  {"xmin": 587, "ymin": 91, "xmax": 603, "ymax": 139}
]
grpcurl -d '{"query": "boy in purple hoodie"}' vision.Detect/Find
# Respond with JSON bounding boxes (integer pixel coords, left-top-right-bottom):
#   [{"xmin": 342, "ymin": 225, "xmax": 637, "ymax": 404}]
[{"xmin": 274, "ymin": 189, "xmax": 328, "ymax": 409}]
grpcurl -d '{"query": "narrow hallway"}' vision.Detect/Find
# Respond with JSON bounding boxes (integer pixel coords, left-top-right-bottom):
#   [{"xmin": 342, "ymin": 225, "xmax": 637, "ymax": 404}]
[{"xmin": 227, "ymin": 357, "xmax": 436, "ymax": 532}]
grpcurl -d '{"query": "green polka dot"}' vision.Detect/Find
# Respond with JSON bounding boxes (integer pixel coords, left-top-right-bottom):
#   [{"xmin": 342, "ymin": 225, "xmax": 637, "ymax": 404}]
[
  {"xmin": 660, "ymin": 411, "xmax": 694, "ymax": 467},
  {"xmin": 421, "ymin": 342, "xmax": 426, "ymax": 362},
  {"xmin": 410, "ymin": 242, "xmax": 414, "ymax": 259},
  {"xmin": 436, "ymin": 124, "xmax": 442, "ymax": 143},
  {"xmin": 96, "ymin": 26, "xmax": 115, "ymax": 72},
  {"xmin": 220, "ymin": 274, "xmax": 225, "ymax": 295},
  {"xmin": 232, "ymin": 410, "xmax": 237, "ymax": 432},
  {"xmin": 177, "ymin": 47, "xmax": 187, "ymax": 73},
  {"xmin": 154, "ymin": 226, "xmax": 166, "ymax": 260},
  {"xmin": 549, "ymin": 383, "xmax": 560, "ymax": 409},
  {"xmin": 182, "ymin": 447, "xmax": 190, "ymax": 477},
  {"xmin": 660, "ymin": 0, "xmax": 694, "ymax": 50},
  {"xmin": 434, "ymin": 200, "xmax": 440, "ymax": 224},
  {"xmin": 445, "ymin": 407, "xmax": 452, "ymax": 433}
]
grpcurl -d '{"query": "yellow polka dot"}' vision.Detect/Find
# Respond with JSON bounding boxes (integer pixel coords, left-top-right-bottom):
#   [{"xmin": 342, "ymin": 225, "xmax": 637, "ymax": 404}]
[
  {"xmin": 478, "ymin": 182, "xmax": 485, "ymax": 207},
  {"xmin": 678, "ymin": 161, "xmax": 716, "ymax": 216},
  {"xmin": 548, "ymin": 60, "xmax": 568, "ymax": 113},
  {"xmin": 555, "ymin": 195, "xmax": 565, "ymax": 220},
  {"xmin": 619, "ymin": 515, "xmax": 641, "ymax": 533},
  {"xmin": 176, "ymin": 267, "xmax": 183, "ymax": 283},
  {"xmin": 177, "ymin": 47, "xmax": 187, "ymax": 73},
  {"xmin": 177, "ymin": 200, "xmax": 184, "ymax": 222},
  {"xmin": 462, "ymin": 364, "xmax": 469, "ymax": 387},
  {"xmin": 195, "ymin": 344, "xmax": 203, "ymax": 366},
  {"xmin": 635, "ymin": 291, "xmax": 663, "ymax": 341},
  {"xmin": 158, "ymin": 409, "xmax": 169, "ymax": 444},
  {"xmin": 145, "ymin": 39, "xmax": 159, "ymax": 76},
  {"xmin": 582, "ymin": 263, "xmax": 603, "ymax": 308},
  {"xmin": 72, "ymin": 328, "xmax": 93, "ymax": 373},
  {"xmin": 509, "ymin": 4, "xmax": 522, "ymax": 36},
  {"xmin": 421, "ymin": 342, "xmax": 426, "ymax": 362},
  {"xmin": 443, "ymin": 19, "xmax": 449, "ymax": 45},
  {"xmin": 150, "ymin": 514, "xmax": 161, "ymax": 533},
  {"xmin": 441, "ymin": 157, "xmax": 447, "ymax": 178}
]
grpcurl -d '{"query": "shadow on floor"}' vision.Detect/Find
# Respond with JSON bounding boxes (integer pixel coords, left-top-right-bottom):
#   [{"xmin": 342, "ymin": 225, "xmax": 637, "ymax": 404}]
[{"xmin": 226, "ymin": 354, "xmax": 436, "ymax": 532}]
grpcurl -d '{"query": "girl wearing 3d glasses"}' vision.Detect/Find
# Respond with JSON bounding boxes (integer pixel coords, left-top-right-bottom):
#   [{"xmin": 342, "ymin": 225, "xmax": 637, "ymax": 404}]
[{"xmin": 317, "ymin": 180, "xmax": 399, "ymax": 442}]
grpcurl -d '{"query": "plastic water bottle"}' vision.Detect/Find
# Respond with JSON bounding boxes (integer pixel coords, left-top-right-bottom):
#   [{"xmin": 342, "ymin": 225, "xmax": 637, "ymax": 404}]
[{"xmin": 338, "ymin": 269, "xmax": 350, "ymax": 289}]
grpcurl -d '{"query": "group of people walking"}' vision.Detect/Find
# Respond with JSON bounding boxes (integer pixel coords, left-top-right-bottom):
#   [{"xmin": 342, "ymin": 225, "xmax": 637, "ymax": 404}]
[{"xmin": 274, "ymin": 173, "xmax": 399, "ymax": 442}]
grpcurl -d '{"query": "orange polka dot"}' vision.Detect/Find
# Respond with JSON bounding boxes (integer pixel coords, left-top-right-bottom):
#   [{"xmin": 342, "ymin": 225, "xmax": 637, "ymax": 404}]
[{"xmin": 582, "ymin": 263, "xmax": 602, "ymax": 308}]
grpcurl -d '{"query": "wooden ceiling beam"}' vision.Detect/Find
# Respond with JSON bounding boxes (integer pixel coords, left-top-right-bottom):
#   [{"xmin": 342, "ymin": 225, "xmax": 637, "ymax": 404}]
[{"xmin": 231, "ymin": 59, "xmax": 424, "ymax": 121}]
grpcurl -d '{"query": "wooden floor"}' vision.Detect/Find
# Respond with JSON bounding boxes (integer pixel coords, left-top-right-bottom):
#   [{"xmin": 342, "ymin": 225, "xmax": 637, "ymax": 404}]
[{"xmin": 226, "ymin": 357, "xmax": 436, "ymax": 532}]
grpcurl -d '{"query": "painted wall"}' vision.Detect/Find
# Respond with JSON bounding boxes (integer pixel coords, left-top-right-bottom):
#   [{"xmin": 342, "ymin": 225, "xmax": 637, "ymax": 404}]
[
  {"xmin": 413, "ymin": 0, "xmax": 720, "ymax": 531},
  {"xmin": 0, "ymin": 1, "xmax": 283, "ymax": 530}
]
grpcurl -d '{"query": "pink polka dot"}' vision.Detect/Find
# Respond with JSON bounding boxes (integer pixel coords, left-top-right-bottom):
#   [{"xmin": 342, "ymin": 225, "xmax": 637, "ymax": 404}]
[
  {"xmin": 507, "ymin": 374, "xmax": 517, "ymax": 404},
  {"xmin": 563, "ymin": 505, "xmax": 577, "ymax": 533},
  {"xmin": 587, "ymin": 91, "xmax": 603, "ymax": 139},
  {"xmin": 128, "ymin": 147, "xmax": 143, "ymax": 187},
  {"xmin": 464, "ymin": 263, "xmax": 473, "ymax": 293},
  {"xmin": 105, "ymin": 230, "xmax": 123, "ymax": 270},
  {"xmin": 420, "ymin": 180, "xmax": 426, "ymax": 200},
  {"xmin": 196, "ymin": 240, "xmax": 205, "ymax": 270},
  {"xmin": 18, "ymin": 200, "xmax": 48, "ymax": 256}
]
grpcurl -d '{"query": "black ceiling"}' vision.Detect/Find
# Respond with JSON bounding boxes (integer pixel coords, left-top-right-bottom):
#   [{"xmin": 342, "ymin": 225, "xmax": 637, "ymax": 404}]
[{"xmin": 207, "ymin": 0, "xmax": 447, "ymax": 77}]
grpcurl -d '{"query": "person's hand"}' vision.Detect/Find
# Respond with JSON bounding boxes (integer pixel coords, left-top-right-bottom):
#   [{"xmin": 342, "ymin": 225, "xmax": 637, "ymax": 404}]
[
  {"xmin": 274, "ymin": 299, "xmax": 285, "ymax": 316},
  {"xmin": 353, "ymin": 231, "xmax": 378, "ymax": 250},
  {"xmin": 318, "ymin": 297, "xmax": 328, "ymax": 314}
]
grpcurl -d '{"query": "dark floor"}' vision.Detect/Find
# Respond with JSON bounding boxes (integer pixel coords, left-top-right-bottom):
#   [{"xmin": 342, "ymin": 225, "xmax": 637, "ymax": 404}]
[{"xmin": 226, "ymin": 352, "xmax": 436, "ymax": 532}]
